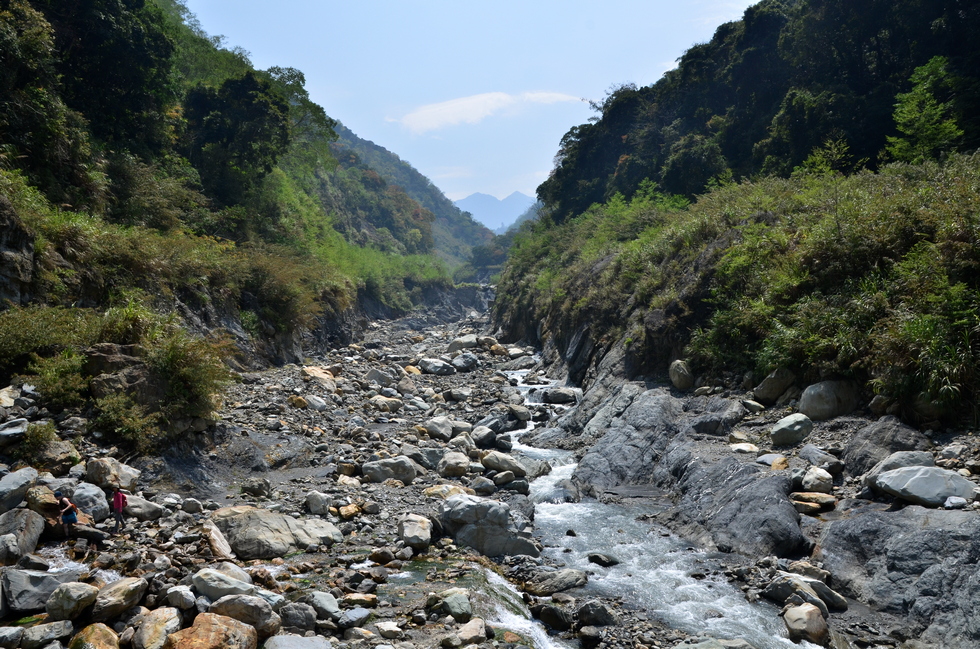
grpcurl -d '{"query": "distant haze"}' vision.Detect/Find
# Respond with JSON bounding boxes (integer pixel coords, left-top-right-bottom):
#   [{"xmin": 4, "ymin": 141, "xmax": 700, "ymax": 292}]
[{"xmin": 455, "ymin": 192, "xmax": 536, "ymax": 231}]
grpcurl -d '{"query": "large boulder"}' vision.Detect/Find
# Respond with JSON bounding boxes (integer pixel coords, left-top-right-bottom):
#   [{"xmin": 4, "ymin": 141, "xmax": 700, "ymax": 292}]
[
  {"xmin": 72, "ymin": 482, "xmax": 110, "ymax": 522},
  {"xmin": 668, "ymin": 360, "xmax": 695, "ymax": 391},
  {"xmin": 871, "ymin": 466, "xmax": 976, "ymax": 507},
  {"xmin": 782, "ymin": 603, "xmax": 829, "ymax": 645},
  {"xmin": 798, "ymin": 380, "xmax": 860, "ymax": 421},
  {"xmin": 770, "ymin": 414, "xmax": 812, "ymax": 447},
  {"xmin": 480, "ymin": 451, "xmax": 527, "ymax": 478},
  {"xmin": 753, "ymin": 369, "xmax": 796, "ymax": 405},
  {"xmin": 841, "ymin": 416, "xmax": 931, "ymax": 478},
  {"xmin": 864, "ymin": 451, "xmax": 934, "ymax": 486},
  {"xmin": 0, "ymin": 418, "xmax": 28, "ymax": 447},
  {"xmin": 46, "ymin": 581, "xmax": 100, "ymax": 621},
  {"xmin": 162, "ymin": 612, "xmax": 257, "ymax": 649},
  {"xmin": 422, "ymin": 416, "xmax": 454, "ymax": 442},
  {"xmin": 67, "ymin": 623, "xmax": 119, "ymax": 649},
  {"xmin": 418, "ymin": 358, "xmax": 456, "ymax": 375},
  {"xmin": 20, "ymin": 620, "xmax": 74, "ymax": 649},
  {"xmin": 438, "ymin": 495, "xmax": 539, "ymax": 557},
  {"xmin": 86, "ymin": 458, "xmax": 140, "ymax": 491},
  {"xmin": 447, "ymin": 335, "xmax": 478, "ymax": 353},
  {"xmin": 211, "ymin": 506, "xmax": 342, "ymax": 559},
  {"xmin": 3, "ymin": 568, "xmax": 82, "ymax": 613},
  {"xmin": 91, "ymin": 577, "xmax": 148, "ymax": 622},
  {"xmin": 397, "ymin": 513, "xmax": 432, "ymax": 551},
  {"xmin": 437, "ymin": 451, "xmax": 470, "ymax": 478},
  {"xmin": 361, "ymin": 456, "xmax": 416, "ymax": 484},
  {"xmin": 209, "ymin": 595, "xmax": 281, "ymax": 637},
  {"xmin": 133, "ymin": 606, "xmax": 182, "ymax": 649},
  {"xmin": 0, "ymin": 509, "xmax": 45, "ymax": 563},
  {"xmin": 124, "ymin": 495, "xmax": 167, "ymax": 521},
  {"xmin": 525, "ymin": 569, "xmax": 588, "ymax": 596},
  {"xmin": 0, "ymin": 466, "xmax": 38, "ymax": 514},
  {"xmin": 192, "ymin": 569, "xmax": 256, "ymax": 601}
]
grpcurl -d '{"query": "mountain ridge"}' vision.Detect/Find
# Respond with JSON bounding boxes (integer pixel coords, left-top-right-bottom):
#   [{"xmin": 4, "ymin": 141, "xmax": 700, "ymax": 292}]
[{"xmin": 454, "ymin": 191, "xmax": 536, "ymax": 232}]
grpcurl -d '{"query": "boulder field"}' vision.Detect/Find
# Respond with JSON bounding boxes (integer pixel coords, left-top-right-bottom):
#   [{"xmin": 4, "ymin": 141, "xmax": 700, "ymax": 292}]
[{"xmin": 0, "ymin": 309, "xmax": 974, "ymax": 648}]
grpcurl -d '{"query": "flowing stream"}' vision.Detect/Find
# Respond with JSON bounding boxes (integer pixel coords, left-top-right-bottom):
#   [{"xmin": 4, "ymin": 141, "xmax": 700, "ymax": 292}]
[{"xmin": 505, "ymin": 370, "xmax": 819, "ymax": 649}]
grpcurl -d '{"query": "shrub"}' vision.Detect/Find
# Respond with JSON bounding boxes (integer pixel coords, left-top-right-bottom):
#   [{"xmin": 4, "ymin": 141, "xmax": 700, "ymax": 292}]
[
  {"xmin": 92, "ymin": 393, "xmax": 162, "ymax": 452},
  {"xmin": 16, "ymin": 351, "xmax": 88, "ymax": 410},
  {"xmin": 13, "ymin": 421, "xmax": 58, "ymax": 464}
]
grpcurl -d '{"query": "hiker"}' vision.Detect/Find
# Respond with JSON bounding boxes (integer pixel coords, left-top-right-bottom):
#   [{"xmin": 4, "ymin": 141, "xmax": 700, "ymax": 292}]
[
  {"xmin": 55, "ymin": 491, "xmax": 78, "ymax": 538},
  {"xmin": 111, "ymin": 485, "xmax": 128, "ymax": 534}
]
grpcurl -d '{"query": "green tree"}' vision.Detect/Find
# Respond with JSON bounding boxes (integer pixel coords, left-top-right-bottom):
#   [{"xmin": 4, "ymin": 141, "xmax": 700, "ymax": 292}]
[
  {"xmin": 184, "ymin": 71, "xmax": 290, "ymax": 207},
  {"xmin": 885, "ymin": 56, "xmax": 963, "ymax": 164}
]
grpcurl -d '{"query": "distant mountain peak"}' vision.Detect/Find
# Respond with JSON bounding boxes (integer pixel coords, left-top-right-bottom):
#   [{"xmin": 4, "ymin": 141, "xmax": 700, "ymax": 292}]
[{"xmin": 455, "ymin": 191, "xmax": 536, "ymax": 231}]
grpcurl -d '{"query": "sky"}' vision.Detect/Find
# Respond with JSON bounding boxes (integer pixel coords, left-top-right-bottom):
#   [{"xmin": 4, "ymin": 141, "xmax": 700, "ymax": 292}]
[{"xmin": 183, "ymin": 0, "xmax": 759, "ymax": 201}]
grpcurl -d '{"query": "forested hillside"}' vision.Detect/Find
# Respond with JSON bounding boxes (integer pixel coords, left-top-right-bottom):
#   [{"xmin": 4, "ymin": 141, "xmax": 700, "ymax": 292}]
[
  {"xmin": 0, "ymin": 0, "xmax": 468, "ymax": 442},
  {"xmin": 539, "ymin": 0, "xmax": 980, "ymax": 222},
  {"xmin": 495, "ymin": 0, "xmax": 980, "ymax": 425},
  {"xmin": 333, "ymin": 124, "xmax": 494, "ymax": 266}
]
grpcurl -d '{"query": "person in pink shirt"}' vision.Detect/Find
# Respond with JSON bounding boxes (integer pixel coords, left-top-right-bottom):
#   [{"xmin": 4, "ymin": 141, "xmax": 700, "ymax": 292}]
[{"xmin": 111, "ymin": 485, "xmax": 128, "ymax": 534}]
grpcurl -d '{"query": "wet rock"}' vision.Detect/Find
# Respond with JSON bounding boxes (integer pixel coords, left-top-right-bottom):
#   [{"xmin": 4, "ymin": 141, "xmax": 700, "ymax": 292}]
[
  {"xmin": 770, "ymin": 413, "xmax": 812, "ymax": 447},
  {"xmin": 0, "ymin": 466, "xmax": 38, "ymax": 513},
  {"xmin": 587, "ymin": 553, "xmax": 620, "ymax": 567},
  {"xmin": 337, "ymin": 606, "xmax": 371, "ymax": 628},
  {"xmin": 871, "ymin": 466, "xmax": 976, "ymax": 507},
  {"xmin": 163, "ymin": 612, "xmax": 257, "ymax": 649},
  {"xmin": 433, "ymin": 588, "xmax": 472, "ymax": 622},
  {"xmin": 525, "ymin": 569, "xmax": 588, "ymax": 596},
  {"xmin": 841, "ymin": 416, "xmax": 931, "ymax": 478},
  {"xmin": 46, "ymin": 581, "xmax": 99, "ymax": 621}
]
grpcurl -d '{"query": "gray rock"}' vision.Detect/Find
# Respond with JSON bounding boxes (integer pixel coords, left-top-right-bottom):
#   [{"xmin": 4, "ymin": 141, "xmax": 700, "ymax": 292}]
[
  {"xmin": 85, "ymin": 457, "xmax": 140, "ymax": 491},
  {"xmin": 753, "ymin": 369, "xmax": 796, "ymax": 405},
  {"xmin": 305, "ymin": 491, "xmax": 331, "ymax": 515},
  {"xmin": 423, "ymin": 416, "xmax": 455, "ymax": 441},
  {"xmin": 799, "ymin": 444, "xmax": 844, "ymax": 475},
  {"xmin": 480, "ymin": 451, "xmax": 527, "ymax": 478},
  {"xmin": 864, "ymin": 450, "xmax": 934, "ymax": 486},
  {"xmin": 124, "ymin": 494, "xmax": 166, "ymax": 521},
  {"xmin": 526, "ymin": 569, "xmax": 588, "ymax": 596},
  {"xmin": 20, "ymin": 620, "xmax": 73, "ymax": 649},
  {"xmin": 397, "ymin": 513, "xmax": 432, "ymax": 551},
  {"xmin": 2, "ymin": 569, "xmax": 81, "ymax": 613},
  {"xmin": 166, "ymin": 585, "xmax": 196, "ymax": 610},
  {"xmin": 437, "ymin": 452, "xmax": 470, "ymax": 478},
  {"xmin": 801, "ymin": 466, "xmax": 834, "ymax": 494},
  {"xmin": 798, "ymin": 380, "xmax": 860, "ymax": 420},
  {"xmin": 437, "ymin": 588, "xmax": 472, "ymax": 622},
  {"xmin": 0, "ymin": 466, "xmax": 37, "ymax": 514},
  {"xmin": 587, "ymin": 553, "xmax": 620, "ymax": 567},
  {"xmin": 690, "ymin": 397, "xmax": 747, "ymax": 436},
  {"xmin": 419, "ymin": 358, "xmax": 456, "ymax": 375},
  {"xmin": 872, "ymin": 466, "xmax": 976, "ymax": 507},
  {"xmin": 133, "ymin": 606, "xmax": 182, "ymax": 649},
  {"xmin": 0, "ymin": 627, "xmax": 22, "ymax": 649},
  {"xmin": 669, "ymin": 360, "xmax": 695, "ymax": 391},
  {"xmin": 338, "ymin": 606, "xmax": 372, "ymax": 628},
  {"xmin": 816, "ymin": 505, "xmax": 980, "ymax": 647},
  {"xmin": 841, "ymin": 416, "xmax": 931, "ymax": 478},
  {"xmin": 543, "ymin": 388, "xmax": 577, "ymax": 404},
  {"xmin": 0, "ymin": 419, "xmax": 28, "ymax": 448},
  {"xmin": 447, "ymin": 334, "xmax": 478, "ymax": 353},
  {"xmin": 439, "ymin": 495, "xmax": 539, "ymax": 557},
  {"xmin": 192, "ymin": 568, "xmax": 256, "ymax": 600},
  {"xmin": 361, "ymin": 456, "xmax": 416, "ymax": 484},
  {"xmin": 208, "ymin": 595, "xmax": 285, "ymax": 638},
  {"xmin": 263, "ymin": 637, "xmax": 333, "ymax": 649},
  {"xmin": 91, "ymin": 577, "xmax": 148, "ymax": 622},
  {"xmin": 278, "ymin": 602, "xmax": 316, "ymax": 631},
  {"xmin": 770, "ymin": 413, "xmax": 812, "ymax": 446},
  {"xmin": 538, "ymin": 605, "xmax": 573, "ymax": 631},
  {"xmin": 72, "ymin": 482, "xmax": 110, "ymax": 522},
  {"xmin": 451, "ymin": 353, "xmax": 479, "ymax": 372},
  {"xmin": 0, "ymin": 509, "xmax": 45, "ymax": 562},
  {"xmin": 756, "ymin": 453, "xmax": 787, "ymax": 467},
  {"xmin": 573, "ymin": 389, "xmax": 807, "ymax": 557},
  {"xmin": 782, "ymin": 603, "xmax": 829, "ymax": 645},
  {"xmin": 365, "ymin": 368, "xmax": 394, "ymax": 386},
  {"xmin": 305, "ymin": 395, "xmax": 328, "ymax": 411},
  {"xmin": 45, "ymin": 581, "xmax": 99, "ymax": 620},
  {"xmin": 306, "ymin": 591, "xmax": 341, "ymax": 621},
  {"xmin": 577, "ymin": 600, "xmax": 618, "ymax": 626},
  {"xmin": 211, "ymin": 506, "xmax": 342, "ymax": 559}
]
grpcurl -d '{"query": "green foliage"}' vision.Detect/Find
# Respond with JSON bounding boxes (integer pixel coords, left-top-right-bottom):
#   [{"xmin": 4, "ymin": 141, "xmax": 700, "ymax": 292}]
[
  {"xmin": 0, "ymin": 305, "xmax": 101, "ymax": 376},
  {"xmin": 92, "ymin": 393, "xmax": 162, "ymax": 452},
  {"xmin": 12, "ymin": 421, "xmax": 58, "ymax": 465},
  {"xmin": 18, "ymin": 351, "xmax": 88, "ymax": 410},
  {"xmin": 498, "ymin": 154, "xmax": 980, "ymax": 423},
  {"xmin": 886, "ymin": 57, "xmax": 963, "ymax": 164}
]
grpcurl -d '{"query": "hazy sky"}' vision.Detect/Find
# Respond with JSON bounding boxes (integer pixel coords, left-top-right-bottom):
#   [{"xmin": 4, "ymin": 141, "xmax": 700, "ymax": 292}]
[{"xmin": 183, "ymin": 1, "xmax": 759, "ymax": 200}]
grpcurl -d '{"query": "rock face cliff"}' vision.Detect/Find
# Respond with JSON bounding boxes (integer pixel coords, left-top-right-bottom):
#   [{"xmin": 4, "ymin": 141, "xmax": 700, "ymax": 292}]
[{"xmin": 511, "ymin": 312, "xmax": 980, "ymax": 647}]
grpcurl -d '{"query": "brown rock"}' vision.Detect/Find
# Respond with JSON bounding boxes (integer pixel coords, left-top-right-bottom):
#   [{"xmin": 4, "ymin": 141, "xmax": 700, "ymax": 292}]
[
  {"xmin": 163, "ymin": 613, "xmax": 257, "ymax": 649},
  {"xmin": 69, "ymin": 623, "xmax": 119, "ymax": 649}
]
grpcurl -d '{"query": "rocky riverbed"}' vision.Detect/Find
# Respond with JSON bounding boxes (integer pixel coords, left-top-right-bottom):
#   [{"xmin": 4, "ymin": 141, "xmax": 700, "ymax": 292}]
[{"xmin": 0, "ymin": 308, "xmax": 978, "ymax": 649}]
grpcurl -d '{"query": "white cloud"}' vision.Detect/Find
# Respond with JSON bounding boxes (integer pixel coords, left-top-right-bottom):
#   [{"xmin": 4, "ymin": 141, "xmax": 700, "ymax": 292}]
[{"xmin": 395, "ymin": 91, "xmax": 581, "ymax": 134}]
